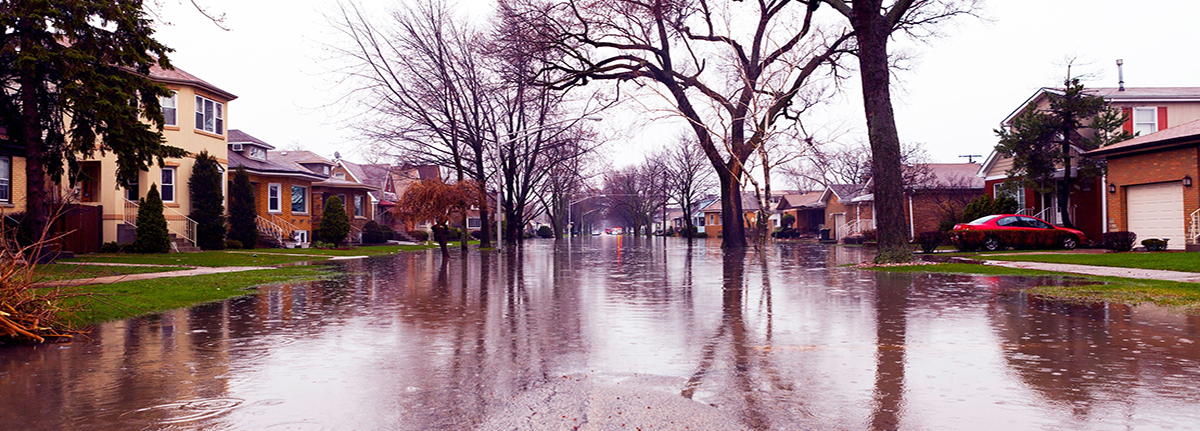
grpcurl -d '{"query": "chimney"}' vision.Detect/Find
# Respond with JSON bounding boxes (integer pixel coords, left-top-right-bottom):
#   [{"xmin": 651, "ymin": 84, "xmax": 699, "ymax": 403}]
[{"xmin": 1116, "ymin": 59, "xmax": 1125, "ymax": 91}]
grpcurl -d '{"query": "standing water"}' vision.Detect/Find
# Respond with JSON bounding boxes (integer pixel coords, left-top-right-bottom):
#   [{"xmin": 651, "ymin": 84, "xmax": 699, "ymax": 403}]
[{"xmin": 2, "ymin": 238, "xmax": 1199, "ymax": 430}]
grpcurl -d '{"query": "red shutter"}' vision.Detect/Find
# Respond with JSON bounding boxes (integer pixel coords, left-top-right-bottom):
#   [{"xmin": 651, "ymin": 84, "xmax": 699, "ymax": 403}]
[
  {"xmin": 1122, "ymin": 107, "xmax": 1133, "ymax": 133},
  {"xmin": 1158, "ymin": 106, "xmax": 1169, "ymax": 131}
]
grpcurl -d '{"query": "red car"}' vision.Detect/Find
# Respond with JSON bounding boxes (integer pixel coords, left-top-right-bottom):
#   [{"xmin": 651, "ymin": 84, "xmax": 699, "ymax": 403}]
[{"xmin": 951, "ymin": 214, "xmax": 1087, "ymax": 251}]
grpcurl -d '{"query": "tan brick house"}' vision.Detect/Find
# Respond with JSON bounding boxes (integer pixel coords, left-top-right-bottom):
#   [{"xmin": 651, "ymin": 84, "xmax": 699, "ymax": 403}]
[
  {"xmin": 1086, "ymin": 119, "xmax": 1200, "ymax": 250},
  {"xmin": 227, "ymin": 130, "xmax": 325, "ymax": 247}
]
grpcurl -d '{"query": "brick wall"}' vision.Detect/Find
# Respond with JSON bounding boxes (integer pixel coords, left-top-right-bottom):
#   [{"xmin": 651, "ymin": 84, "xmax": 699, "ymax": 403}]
[
  {"xmin": 246, "ymin": 174, "xmax": 314, "ymax": 232},
  {"xmin": 907, "ymin": 189, "xmax": 983, "ymax": 236},
  {"xmin": 1105, "ymin": 146, "xmax": 1200, "ymax": 233}
]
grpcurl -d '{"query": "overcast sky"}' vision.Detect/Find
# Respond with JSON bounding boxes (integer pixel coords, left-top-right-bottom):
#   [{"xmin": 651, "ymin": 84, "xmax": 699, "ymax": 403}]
[{"xmin": 154, "ymin": 0, "xmax": 1200, "ymax": 167}]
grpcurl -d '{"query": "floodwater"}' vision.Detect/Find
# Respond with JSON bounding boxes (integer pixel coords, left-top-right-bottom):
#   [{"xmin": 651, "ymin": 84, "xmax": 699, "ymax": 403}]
[{"xmin": 2, "ymin": 239, "xmax": 1200, "ymax": 430}]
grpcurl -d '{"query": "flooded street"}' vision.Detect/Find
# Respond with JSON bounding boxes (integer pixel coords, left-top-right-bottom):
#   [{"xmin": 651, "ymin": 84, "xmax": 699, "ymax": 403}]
[{"xmin": 3, "ymin": 238, "xmax": 1200, "ymax": 430}]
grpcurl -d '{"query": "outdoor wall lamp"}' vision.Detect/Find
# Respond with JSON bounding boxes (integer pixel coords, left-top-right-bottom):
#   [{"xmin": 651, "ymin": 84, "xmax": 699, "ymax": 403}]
[
  {"xmin": 1185, "ymin": 176, "xmax": 1193, "ymax": 187},
  {"xmin": 1108, "ymin": 183, "xmax": 1117, "ymax": 194}
]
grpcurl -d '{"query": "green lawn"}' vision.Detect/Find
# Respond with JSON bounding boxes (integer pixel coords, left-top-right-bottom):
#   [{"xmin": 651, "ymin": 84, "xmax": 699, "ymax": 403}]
[
  {"xmin": 866, "ymin": 262, "xmax": 1200, "ymax": 310},
  {"xmin": 63, "ymin": 265, "xmax": 337, "ymax": 325},
  {"xmin": 240, "ymin": 243, "xmax": 436, "ymax": 257},
  {"xmin": 57, "ymin": 244, "xmax": 437, "ymax": 267},
  {"xmin": 980, "ymin": 251, "xmax": 1200, "ymax": 273},
  {"xmin": 33, "ymin": 264, "xmax": 190, "ymax": 281}
]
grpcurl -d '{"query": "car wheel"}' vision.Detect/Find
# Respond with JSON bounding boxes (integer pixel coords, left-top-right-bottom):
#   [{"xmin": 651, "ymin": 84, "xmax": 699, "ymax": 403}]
[
  {"xmin": 983, "ymin": 236, "xmax": 1002, "ymax": 252},
  {"xmin": 1061, "ymin": 235, "xmax": 1078, "ymax": 250}
]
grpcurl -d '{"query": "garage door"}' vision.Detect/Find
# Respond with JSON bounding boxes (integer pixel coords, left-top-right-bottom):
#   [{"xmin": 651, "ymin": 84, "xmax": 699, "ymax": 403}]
[{"xmin": 1127, "ymin": 182, "xmax": 1185, "ymax": 249}]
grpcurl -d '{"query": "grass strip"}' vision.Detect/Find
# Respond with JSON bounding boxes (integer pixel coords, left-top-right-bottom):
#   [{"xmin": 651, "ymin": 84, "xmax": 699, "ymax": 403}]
[
  {"xmin": 33, "ymin": 264, "xmax": 191, "ymax": 281},
  {"xmin": 981, "ymin": 252, "xmax": 1200, "ymax": 273},
  {"xmin": 239, "ymin": 243, "xmax": 436, "ymax": 257},
  {"xmin": 59, "ymin": 244, "xmax": 440, "ymax": 267},
  {"xmin": 864, "ymin": 262, "xmax": 1200, "ymax": 311},
  {"xmin": 62, "ymin": 265, "xmax": 336, "ymax": 325}
]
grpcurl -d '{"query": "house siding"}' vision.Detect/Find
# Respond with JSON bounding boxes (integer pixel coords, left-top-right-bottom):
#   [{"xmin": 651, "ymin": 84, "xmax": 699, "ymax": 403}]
[
  {"xmin": 246, "ymin": 174, "xmax": 315, "ymax": 234},
  {"xmin": 1104, "ymin": 146, "xmax": 1200, "ymax": 235}
]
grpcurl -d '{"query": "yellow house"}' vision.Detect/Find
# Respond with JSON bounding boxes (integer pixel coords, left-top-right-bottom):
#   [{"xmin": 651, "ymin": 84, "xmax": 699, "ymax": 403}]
[
  {"xmin": 72, "ymin": 65, "xmax": 236, "ymax": 248},
  {"xmin": 0, "ymin": 127, "xmax": 27, "ymax": 215}
]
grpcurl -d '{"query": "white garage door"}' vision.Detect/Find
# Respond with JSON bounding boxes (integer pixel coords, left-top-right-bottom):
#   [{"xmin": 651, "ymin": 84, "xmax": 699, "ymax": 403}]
[{"xmin": 1127, "ymin": 182, "xmax": 1185, "ymax": 249}]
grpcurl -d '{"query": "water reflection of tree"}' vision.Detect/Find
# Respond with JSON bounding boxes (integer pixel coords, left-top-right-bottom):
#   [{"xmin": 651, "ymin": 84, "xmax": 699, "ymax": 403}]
[
  {"xmin": 989, "ymin": 293, "xmax": 1200, "ymax": 420},
  {"xmin": 870, "ymin": 271, "xmax": 910, "ymax": 430}
]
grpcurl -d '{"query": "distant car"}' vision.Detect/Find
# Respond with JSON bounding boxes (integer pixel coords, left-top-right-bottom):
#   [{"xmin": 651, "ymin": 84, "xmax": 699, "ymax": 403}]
[{"xmin": 950, "ymin": 214, "xmax": 1087, "ymax": 251}]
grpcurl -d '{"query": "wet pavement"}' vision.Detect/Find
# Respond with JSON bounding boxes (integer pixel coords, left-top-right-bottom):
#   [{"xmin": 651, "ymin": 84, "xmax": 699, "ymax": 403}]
[{"xmin": 2, "ymin": 238, "xmax": 1200, "ymax": 430}]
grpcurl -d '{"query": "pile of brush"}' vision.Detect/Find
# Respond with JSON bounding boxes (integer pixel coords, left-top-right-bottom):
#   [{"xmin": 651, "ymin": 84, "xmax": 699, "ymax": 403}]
[{"xmin": 0, "ymin": 239, "xmax": 80, "ymax": 344}]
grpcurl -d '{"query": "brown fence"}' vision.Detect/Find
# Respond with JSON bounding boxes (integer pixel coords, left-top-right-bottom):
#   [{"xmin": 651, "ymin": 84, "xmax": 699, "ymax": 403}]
[{"xmin": 51, "ymin": 204, "xmax": 102, "ymax": 254}]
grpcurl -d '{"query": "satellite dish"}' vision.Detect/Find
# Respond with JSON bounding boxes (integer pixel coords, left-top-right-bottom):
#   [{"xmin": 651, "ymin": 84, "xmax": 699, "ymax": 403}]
[{"xmin": 334, "ymin": 151, "xmax": 341, "ymax": 160}]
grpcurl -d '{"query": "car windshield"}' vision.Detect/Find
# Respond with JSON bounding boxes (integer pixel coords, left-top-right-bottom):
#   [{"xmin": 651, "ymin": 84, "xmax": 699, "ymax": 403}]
[{"xmin": 968, "ymin": 215, "xmax": 1001, "ymax": 225}]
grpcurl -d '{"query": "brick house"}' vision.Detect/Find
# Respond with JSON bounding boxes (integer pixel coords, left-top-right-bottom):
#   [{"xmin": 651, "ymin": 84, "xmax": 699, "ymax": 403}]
[
  {"xmin": 775, "ymin": 191, "xmax": 825, "ymax": 235},
  {"xmin": 1085, "ymin": 119, "xmax": 1200, "ymax": 250},
  {"xmin": 0, "ymin": 127, "xmax": 27, "ymax": 215},
  {"xmin": 904, "ymin": 163, "xmax": 985, "ymax": 237},
  {"xmin": 273, "ymin": 151, "xmax": 379, "ymax": 243},
  {"xmin": 819, "ymin": 183, "xmax": 872, "ymax": 241},
  {"xmin": 978, "ymin": 87, "xmax": 1200, "ymax": 243},
  {"xmin": 227, "ymin": 130, "xmax": 324, "ymax": 247}
]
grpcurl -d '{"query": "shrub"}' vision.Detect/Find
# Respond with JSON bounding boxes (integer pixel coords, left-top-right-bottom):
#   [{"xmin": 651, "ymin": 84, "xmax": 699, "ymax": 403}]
[
  {"xmin": 958, "ymin": 194, "xmax": 1019, "ymax": 227},
  {"xmin": 362, "ymin": 220, "xmax": 387, "ymax": 244},
  {"xmin": 1103, "ymin": 231, "xmax": 1137, "ymax": 252},
  {"xmin": 407, "ymin": 230, "xmax": 429, "ymax": 241},
  {"xmin": 1141, "ymin": 238, "xmax": 1169, "ymax": 252},
  {"xmin": 133, "ymin": 184, "xmax": 171, "ymax": 254},
  {"xmin": 470, "ymin": 230, "xmax": 484, "ymax": 240},
  {"xmin": 537, "ymin": 225, "xmax": 554, "ymax": 238},
  {"xmin": 781, "ymin": 213, "xmax": 796, "ymax": 229},
  {"xmin": 380, "ymin": 224, "xmax": 395, "ymax": 241},
  {"xmin": 99, "ymin": 241, "xmax": 123, "ymax": 253},
  {"xmin": 227, "ymin": 168, "xmax": 258, "ymax": 249},
  {"xmin": 915, "ymin": 231, "xmax": 944, "ymax": 254},
  {"xmin": 225, "ymin": 239, "xmax": 243, "ymax": 250},
  {"xmin": 318, "ymin": 196, "xmax": 351, "ymax": 245},
  {"xmin": 861, "ymin": 229, "xmax": 878, "ymax": 243},
  {"xmin": 189, "ymin": 151, "xmax": 226, "ymax": 250}
]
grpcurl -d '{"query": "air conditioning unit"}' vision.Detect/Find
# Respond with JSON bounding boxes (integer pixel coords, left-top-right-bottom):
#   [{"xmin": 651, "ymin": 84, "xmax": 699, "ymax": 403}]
[{"xmin": 231, "ymin": 143, "xmax": 243, "ymax": 151}]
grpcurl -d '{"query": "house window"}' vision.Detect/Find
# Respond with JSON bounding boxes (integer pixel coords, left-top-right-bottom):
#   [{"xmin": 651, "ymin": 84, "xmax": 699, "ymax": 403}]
[
  {"xmin": 268, "ymin": 183, "xmax": 281, "ymax": 212},
  {"xmin": 160, "ymin": 92, "xmax": 177, "ymax": 126},
  {"xmin": 467, "ymin": 217, "xmax": 481, "ymax": 228},
  {"xmin": 125, "ymin": 175, "xmax": 139, "ymax": 201},
  {"xmin": 1133, "ymin": 107, "xmax": 1157, "ymax": 136},
  {"xmin": 353, "ymin": 195, "xmax": 364, "ymax": 217},
  {"xmin": 994, "ymin": 183, "xmax": 1024, "ymax": 210},
  {"xmin": 291, "ymin": 185, "xmax": 308, "ymax": 213},
  {"xmin": 248, "ymin": 146, "xmax": 265, "ymax": 160},
  {"xmin": 334, "ymin": 172, "xmax": 345, "ymax": 179},
  {"xmin": 194, "ymin": 95, "xmax": 224, "ymax": 134},
  {"xmin": 161, "ymin": 167, "xmax": 175, "ymax": 202},
  {"xmin": 0, "ymin": 157, "xmax": 10, "ymax": 202}
]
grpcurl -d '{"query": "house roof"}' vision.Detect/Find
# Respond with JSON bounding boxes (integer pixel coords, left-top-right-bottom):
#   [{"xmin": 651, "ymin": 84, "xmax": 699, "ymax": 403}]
[
  {"xmin": 912, "ymin": 163, "xmax": 985, "ymax": 189},
  {"xmin": 227, "ymin": 129, "xmax": 275, "ymax": 150},
  {"xmin": 1002, "ymin": 86, "xmax": 1200, "ymax": 127},
  {"xmin": 228, "ymin": 150, "xmax": 326, "ymax": 182},
  {"xmin": 271, "ymin": 151, "xmax": 334, "ymax": 173},
  {"xmin": 777, "ymin": 191, "xmax": 825, "ymax": 210},
  {"xmin": 821, "ymin": 183, "xmax": 869, "ymax": 203},
  {"xmin": 312, "ymin": 177, "xmax": 380, "ymax": 191},
  {"xmin": 700, "ymin": 192, "xmax": 762, "ymax": 213},
  {"xmin": 1086, "ymin": 119, "xmax": 1200, "ymax": 158},
  {"xmin": 149, "ymin": 64, "xmax": 237, "ymax": 101}
]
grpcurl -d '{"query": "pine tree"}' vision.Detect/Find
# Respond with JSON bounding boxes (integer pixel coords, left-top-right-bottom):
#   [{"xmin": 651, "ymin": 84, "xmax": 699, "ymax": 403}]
[
  {"xmin": 189, "ymin": 151, "xmax": 226, "ymax": 250},
  {"xmin": 134, "ymin": 184, "xmax": 171, "ymax": 254},
  {"xmin": 0, "ymin": 0, "xmax": 186, "ymax": 241},
  {"xmin": 227, "ymin": 167, "xmax": 258, "ymax": 249},
  {"xmin": 318, "ymin": 196, "xmax": 351, "ymax": 246}
]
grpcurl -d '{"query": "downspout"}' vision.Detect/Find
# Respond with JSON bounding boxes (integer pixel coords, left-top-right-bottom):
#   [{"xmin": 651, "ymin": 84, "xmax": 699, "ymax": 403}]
[
  {"xmin": 908, "ymin": 194, "xmax": 915, "ymax": 239},
  {"xmin": 1101, "ymin": 174, "xmax": 1109, "ymax": 234}
]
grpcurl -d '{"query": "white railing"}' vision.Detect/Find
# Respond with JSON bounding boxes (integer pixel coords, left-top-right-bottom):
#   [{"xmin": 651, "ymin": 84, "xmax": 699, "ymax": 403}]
[
  {"xmin": 1189, "ymin": 208, "xmax": 1200, "ymax": 245},
  {"xmin": 125, "ymin": 199, "xmax": 198, "ymax": 247},
  {"xmin": 837, "ymin": 219, "xmax": 875, "ymax": 239},
  {"xmin": 1031, "ymin": 205, "xmax": 1076, "ymax": 226},
  {"xmin": 257, "ymin": 214, "xmax": 302, "ymax": 246},
  {"xmin": 1015, "ymin": 207, "xmax": 1033, "ymax": 216}
]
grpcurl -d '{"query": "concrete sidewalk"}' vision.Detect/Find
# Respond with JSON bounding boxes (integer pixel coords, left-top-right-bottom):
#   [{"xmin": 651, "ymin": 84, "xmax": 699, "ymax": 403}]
[
  {"xmin": 35, "ymin": 266, "xmax": 273, "ymax": 288},
  {"xmin": 982, "ymin": 260, "xmax": 1200, "ymax": 283}
]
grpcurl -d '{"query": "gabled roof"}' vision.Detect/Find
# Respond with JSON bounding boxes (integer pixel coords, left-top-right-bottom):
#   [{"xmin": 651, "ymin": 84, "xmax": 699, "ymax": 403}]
[
  {"xmin": 777, "ymin": 191, "xmax": 824, "ymax": 210},
  {"xmin": 227, "ymin": 129, "xmax": 275, "ymax": 150},
  {"xmin": 1001, "ymin": 86, "xmax": 1200, "ymax": 127},
  {"xmin": 312, "ymin": 177, "xmax": 381, "ymax": 191},
  {"xmin": 271, "ymin": 151, "xmax": 334, "ymax": 174},
  {"xmin": 820, "ymin": 183, "xmax": 869, "ymax": 203},
  {"xmin": 149, "ymin": 64, "xmax": 237, "ymax": 101},
  {"xmin": 228, "ymin": 148, "xmax": 325, "ymax": 182},
  {"xmin": 911, "ymin": 163, "xmax": 985, "ymax": 190},
  {"xmin": 1086, "ymin": 119, "xmax": 1200, "ymax": 158}
]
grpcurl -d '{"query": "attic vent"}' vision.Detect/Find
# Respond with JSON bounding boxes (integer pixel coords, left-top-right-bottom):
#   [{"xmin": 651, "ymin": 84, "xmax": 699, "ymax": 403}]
[
  {"xmin": 231, "ymin": 143, "xmax": 243, "ymax": 151},
  {"xmin": 280, "ymin": 151, "xmax": 288, "ymax": 156}
]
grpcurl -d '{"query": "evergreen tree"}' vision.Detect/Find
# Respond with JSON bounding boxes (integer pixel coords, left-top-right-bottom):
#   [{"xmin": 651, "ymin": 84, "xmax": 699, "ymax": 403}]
[
  {"xmin": 227, "ymin": 167, "xmax": 258, "ymax": 249},
  {"xmin": 995, "ymin": 78, "xmax": 1121, "ymax": 229},
  {"xmin": 134, "ymin": 184, "xmax": 171, "ymax": 254},
  {"xmin": 0, "ymin": 0, "xmax": 186, "ymax": 241},
  {"xmin": 318, "ymin": 196, "xmax": 351, "ymax": 246},
  {"xmin": 189, "ymin": 151, "xmax": 226, "ymax": 250}
]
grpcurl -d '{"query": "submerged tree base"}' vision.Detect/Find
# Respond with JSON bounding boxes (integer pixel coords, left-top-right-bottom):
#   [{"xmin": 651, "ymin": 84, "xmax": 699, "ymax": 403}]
[{"xmin": 873, "ymin": 248, "xmax": 915, "ymax": 264}]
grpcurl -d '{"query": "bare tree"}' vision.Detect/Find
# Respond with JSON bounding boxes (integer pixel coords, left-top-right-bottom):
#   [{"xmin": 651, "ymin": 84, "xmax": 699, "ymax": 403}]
[
  {"xmin": 816, "ymin": 0, "xmax": 978, "ymax": 262},
  {"xmin": 328, "ymin": 0, "xmax": 496, "ymax": 248},
  {"xmin": 506, "ymin": 0, "xmax": 853, "ymax": 248},
  {"xmin": 663, "ymin": 134, "xmax": 716, "ymax": 244},
  {"xmin": 536, "ymin": 129, "xmax": 602, "ymax": 238},
  {"xmin": 604, "ymin": 159, "xmax": 669, "ymax": 237}
]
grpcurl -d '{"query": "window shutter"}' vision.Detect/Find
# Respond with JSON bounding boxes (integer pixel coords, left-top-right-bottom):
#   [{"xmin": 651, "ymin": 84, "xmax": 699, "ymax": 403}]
[
  {"xmin": 1158, "ymin": 106, "xmax": 1168, "ymax": 131},
  {"xmin": 1122, "ymin": 107, "xmax": 1133, "ymax": 133}
]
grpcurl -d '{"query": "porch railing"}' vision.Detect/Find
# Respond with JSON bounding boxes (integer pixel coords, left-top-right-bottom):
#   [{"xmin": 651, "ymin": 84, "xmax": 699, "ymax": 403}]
[
  {"xmin": 124, "ymin": 198, "xmax": 198, "ymax": 247},
  {"xmin": 257, "ymin": 214, "xmax": 302, "ymax": 246},
  {"xmin": 837, "ymin": 218, "xmax": 875, "ymax": 239},
  {"xmin": 1189, "ymin": 208, "xmax": 1200, "ymax": 245}
]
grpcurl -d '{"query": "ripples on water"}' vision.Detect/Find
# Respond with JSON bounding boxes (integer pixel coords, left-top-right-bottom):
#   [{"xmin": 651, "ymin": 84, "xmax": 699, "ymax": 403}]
[{"xmin": 0, "ymin": 238, "xmax": 1198, "ymax": 430}]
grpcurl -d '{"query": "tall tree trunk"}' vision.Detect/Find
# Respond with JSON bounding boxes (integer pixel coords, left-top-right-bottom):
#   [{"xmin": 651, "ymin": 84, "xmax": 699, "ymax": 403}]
[
  {"xmin": 718, "ymin": 165, "xmax": 747, "ymax": 248},
  {"xmin": 18, "ymin": 55, "xmax": 49, "ymax": 253},
  {"xmin": 853, "ymin": 2, "xmax": 913, "ymax": 263}
]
